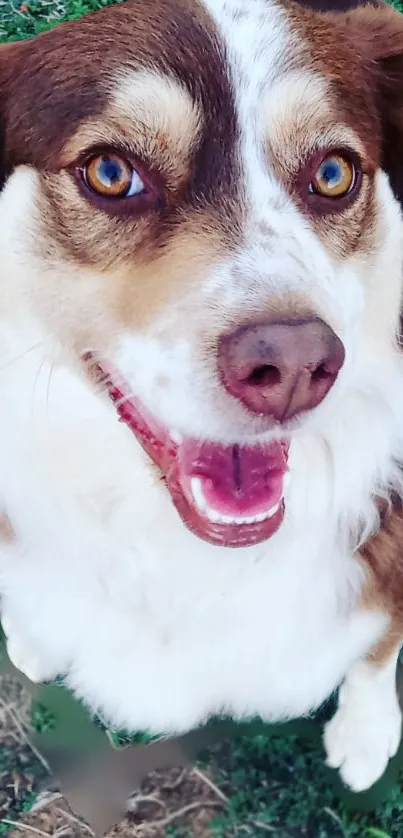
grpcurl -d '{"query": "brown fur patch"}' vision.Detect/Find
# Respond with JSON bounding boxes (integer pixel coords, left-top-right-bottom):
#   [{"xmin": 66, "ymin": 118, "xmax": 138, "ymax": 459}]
[
  {"xmin": 0, "ymin": 0, "xmax": 241, "ymax": 213},
  {"xmin": 359, "ymin": 498, "xmax": 403, "ymax": 667},
  {"xmin": 287, "ymin": 1, "xmax": 403, "ymax": 201},
  {"xmin": 0, "ymin": 0, "xmax": 246, "ymax": 331},
  {"xmin": 296, "ymin": 0, "xmax": 384, "ymax": 10},
  {"xmin": 269, "ymin": 1, "xmax": 395, "ymax": 259},
  {"xmin": 60, "ymin": 72, "xmax": 202, "ymax": 186},
  {"xmin": 261, "ymin": 2, "xmax": 403, "ymax": 264},
  {"xmin": 2, "ymin": 0, "xmax": 403, "ymax": 284},
  {"xmin": 1, "ymin": 0, "xmax": 403, "ymax": 368}
]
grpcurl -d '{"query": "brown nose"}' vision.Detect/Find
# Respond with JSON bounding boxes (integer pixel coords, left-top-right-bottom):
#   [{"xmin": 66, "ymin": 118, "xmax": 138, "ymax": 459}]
[{"xmin": 218, "ymin": 318, "xmax": 345, "ymax": 422}]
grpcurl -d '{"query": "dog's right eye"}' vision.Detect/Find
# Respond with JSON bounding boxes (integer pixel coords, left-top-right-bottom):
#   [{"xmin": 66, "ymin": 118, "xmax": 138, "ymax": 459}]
[
  {"xmin": 82, "ymin": 152, "xmax": 145, "ymax": 199},
  {"xmin": 75, "ymin": 149, "xmax": 165, "ymax": 215},
  {"xmin": 310, "ymin": 154, "xmax": 356, "ymax": 199}
]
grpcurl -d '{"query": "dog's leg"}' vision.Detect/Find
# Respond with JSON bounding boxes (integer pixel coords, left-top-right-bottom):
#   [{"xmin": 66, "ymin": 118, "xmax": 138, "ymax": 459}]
[
  {"xmin": 323, "ymin": 643, "xmax": 402, "ymax": 791},
  {"xmin": 1, "ymin": 613, "xmax": 59, "ymax": 683},
  {"xmin": 0, "ymin": 515, "xmax": 62, "ymax": 683}
]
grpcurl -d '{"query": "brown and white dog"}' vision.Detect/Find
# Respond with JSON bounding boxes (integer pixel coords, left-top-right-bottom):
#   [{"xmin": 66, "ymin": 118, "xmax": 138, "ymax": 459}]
[{"xmin": 1, "ymin": 0, "xmax": 403, "ymax": 794}]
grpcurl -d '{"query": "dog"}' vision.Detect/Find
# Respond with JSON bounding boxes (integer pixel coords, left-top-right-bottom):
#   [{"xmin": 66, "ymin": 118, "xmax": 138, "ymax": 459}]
[{"xmin": 1, "ymin": 0, "xmax": 403, "ymax": 794}]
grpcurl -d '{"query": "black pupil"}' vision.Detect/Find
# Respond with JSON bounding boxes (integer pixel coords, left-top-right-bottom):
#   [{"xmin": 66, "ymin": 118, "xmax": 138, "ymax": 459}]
[
  {"xmin": 98, "ymin": 156, "xmax": 125, "ymax": 187},
  {"xmin": 321, "ymin": 159, "xmax": 341, "ymax": 187}
]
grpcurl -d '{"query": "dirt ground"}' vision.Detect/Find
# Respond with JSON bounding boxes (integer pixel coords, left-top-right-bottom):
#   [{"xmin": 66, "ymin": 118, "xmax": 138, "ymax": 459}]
[
  {"xmin": 3, "ymin": 667, "xmax": 403, "ymax": 837},
  {"xmin": 4, "ymin": 773, "xmax": 224, "ymax": 838},
  {"xmin": 0, "ymin": 673, "xmax": 226, "ymax": 838}
]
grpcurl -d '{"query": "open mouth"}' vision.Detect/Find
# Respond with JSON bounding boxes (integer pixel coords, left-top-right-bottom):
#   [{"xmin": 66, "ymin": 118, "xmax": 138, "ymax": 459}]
[{"xmin": 86, "ymin": 357, "xmax": 289, "ymax": 548}]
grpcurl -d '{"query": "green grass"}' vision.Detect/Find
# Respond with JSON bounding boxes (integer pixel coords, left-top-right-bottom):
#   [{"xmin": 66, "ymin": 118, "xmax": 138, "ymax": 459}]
[
  {"xmin": 2, "ymin": 0, "xmax": 403, "ymax": 834},
  {"xmin": 0, "ymin": 0, "xmax": 122, "ymax": 41},
  {"xmin": 202, "ymin": 730, "xmax": 403, "ymax": 837},
  {"xmin": 1, "ymin": 0, "xmax": 402, "ymax": 42}
]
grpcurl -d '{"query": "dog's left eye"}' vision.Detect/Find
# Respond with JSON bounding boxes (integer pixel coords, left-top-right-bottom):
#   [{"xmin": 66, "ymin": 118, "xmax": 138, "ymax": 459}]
[
  {"xmin": 310, "ymin": 154, "xmax": 356, "ymax": 199},
  {"xmin": 83, "ymin": 153, "xmax": 145, "ymax": 199}
]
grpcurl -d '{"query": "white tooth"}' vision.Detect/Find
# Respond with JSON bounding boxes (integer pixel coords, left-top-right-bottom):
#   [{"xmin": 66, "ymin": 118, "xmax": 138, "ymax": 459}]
[
  {"xmin": 190, "ymin": 477, "xmax": 207, "ymax": 512},
  {"xmin": 206, "ymin": 507, "xmax": 222, "ymax": 523},
  {"xmin": 190, "ymin": 483, "xmax": 282, "ymax": 526},
  {"xmin": 170, "ymin": 429, "xmax": 183, "ymax": 445}
]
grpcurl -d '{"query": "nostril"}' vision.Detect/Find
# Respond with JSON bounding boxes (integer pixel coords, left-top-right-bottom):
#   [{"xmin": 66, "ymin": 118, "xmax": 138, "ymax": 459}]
[
  {"xmin": 311, "ymin": 362, "xmax": 336, "ymax": 384},
  {"xmin": 244, "ymin": 364, "xmax": 281, "ymax": 389}
]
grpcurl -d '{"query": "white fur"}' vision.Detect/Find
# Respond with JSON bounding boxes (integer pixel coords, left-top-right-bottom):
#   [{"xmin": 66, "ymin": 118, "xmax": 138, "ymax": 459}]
[
  {"xmin": 1, "ymin": 0, "xmax": 403, "ymax": 793},
  {"xmin": 324, "ymin": 651, "xmax": 402, "ymax": 791}
]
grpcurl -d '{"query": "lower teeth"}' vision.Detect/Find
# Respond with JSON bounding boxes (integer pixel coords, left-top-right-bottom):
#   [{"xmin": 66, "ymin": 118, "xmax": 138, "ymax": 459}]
[
  {"xmin": 205, "ymin": 503, "xmax": 280, "ymax": 525},
  {"xmin": 189, "ymin": 479, "xmax": 281, "ymax": 525}
]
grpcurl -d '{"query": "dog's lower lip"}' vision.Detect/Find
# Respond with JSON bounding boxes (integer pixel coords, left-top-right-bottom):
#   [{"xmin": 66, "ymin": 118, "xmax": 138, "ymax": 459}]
[{"xmin": 86, "ymin": 355, "xmax": 289, "ymax": 547}]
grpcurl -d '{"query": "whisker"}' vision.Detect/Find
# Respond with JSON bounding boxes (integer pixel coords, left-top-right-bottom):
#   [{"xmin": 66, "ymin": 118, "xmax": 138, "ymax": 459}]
[
  {"xmin": 0, "ymin": 341, "xmax": 42, "ymax": 373},
  {"xmin": 31, "ymin": 357, "xmax": 47, "ymax": 421},
  {"xmin": 46, "ymin": 360, "xmax": 56, "ymax": 419},
  {"xmin": 45, "ymin": 344, "xmax": 63, "ymax": 422}
]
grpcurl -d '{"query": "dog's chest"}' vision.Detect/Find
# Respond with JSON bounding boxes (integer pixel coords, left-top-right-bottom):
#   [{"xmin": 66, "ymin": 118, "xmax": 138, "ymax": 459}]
[
  {"xmin": 3, "ymin": 507, "xmax": 385, "ymax": 734},
  {"xmin": 0, "ymin": 360, "xmax": 387, "ymax": 733}
]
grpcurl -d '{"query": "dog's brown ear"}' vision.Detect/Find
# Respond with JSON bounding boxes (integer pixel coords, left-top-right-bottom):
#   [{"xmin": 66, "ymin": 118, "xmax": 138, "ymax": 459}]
[
  {"xmin": 337, "ymin": 4, "xmax": 403, "ymax": 206},
  {"xmin": 374, "ymin": 9, "xmax": 403, "ymax": 207},
  {"xmin": 0, "ymin": 39, "xmax": 29, "ymax": 190}
]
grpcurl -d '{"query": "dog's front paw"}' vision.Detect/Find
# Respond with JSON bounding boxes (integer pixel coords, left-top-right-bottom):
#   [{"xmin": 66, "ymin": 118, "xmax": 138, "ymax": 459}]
[
  {"xmin": 323, "ymin": 696, "xmax": 402, "ymax": 792},
  {"xmin": 1, "ymin": 615, "xmax": 56, "ymax": 684}
]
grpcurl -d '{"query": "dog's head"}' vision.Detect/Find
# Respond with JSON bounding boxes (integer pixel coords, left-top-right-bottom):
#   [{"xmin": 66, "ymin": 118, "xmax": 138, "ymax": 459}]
[{"xmin": 1, "ymin": 0, "xmax": 403, "ymax": 548}]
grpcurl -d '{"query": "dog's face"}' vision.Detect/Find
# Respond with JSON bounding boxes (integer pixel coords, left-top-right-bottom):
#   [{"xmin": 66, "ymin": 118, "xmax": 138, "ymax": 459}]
[{"xmin": 1, "ymin": 0, "xmax": 403, "ymax": 548}]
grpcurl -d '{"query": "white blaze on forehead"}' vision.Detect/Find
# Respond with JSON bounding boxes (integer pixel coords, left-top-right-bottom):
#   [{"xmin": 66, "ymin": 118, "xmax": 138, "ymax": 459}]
[
  {"xmin": 203, "ymin": 0, "xmax": 291, "ymax": 82},
  {"xmin": 200, "ymin": 0, "xmax": 306, "ymax": 212},
  {"xmin": 200, "ymin": 0, "xmax": 366, "ymax": 221}
]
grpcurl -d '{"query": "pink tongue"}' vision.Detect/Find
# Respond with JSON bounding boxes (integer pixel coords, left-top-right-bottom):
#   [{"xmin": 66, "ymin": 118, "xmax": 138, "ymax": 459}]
[{"xmin": 178, "ymin": 440, "xmax": 288, "ymax": 517}]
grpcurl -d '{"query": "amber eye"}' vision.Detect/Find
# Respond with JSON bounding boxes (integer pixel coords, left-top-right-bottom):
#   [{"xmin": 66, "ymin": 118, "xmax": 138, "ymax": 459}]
[
  {"xmin": 83, "ymin": 152, "xmax": 145, "ymax": 199},
  {"xmin": 310, "ymin": 154, "xmax": 356, "ymax": 199}
]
